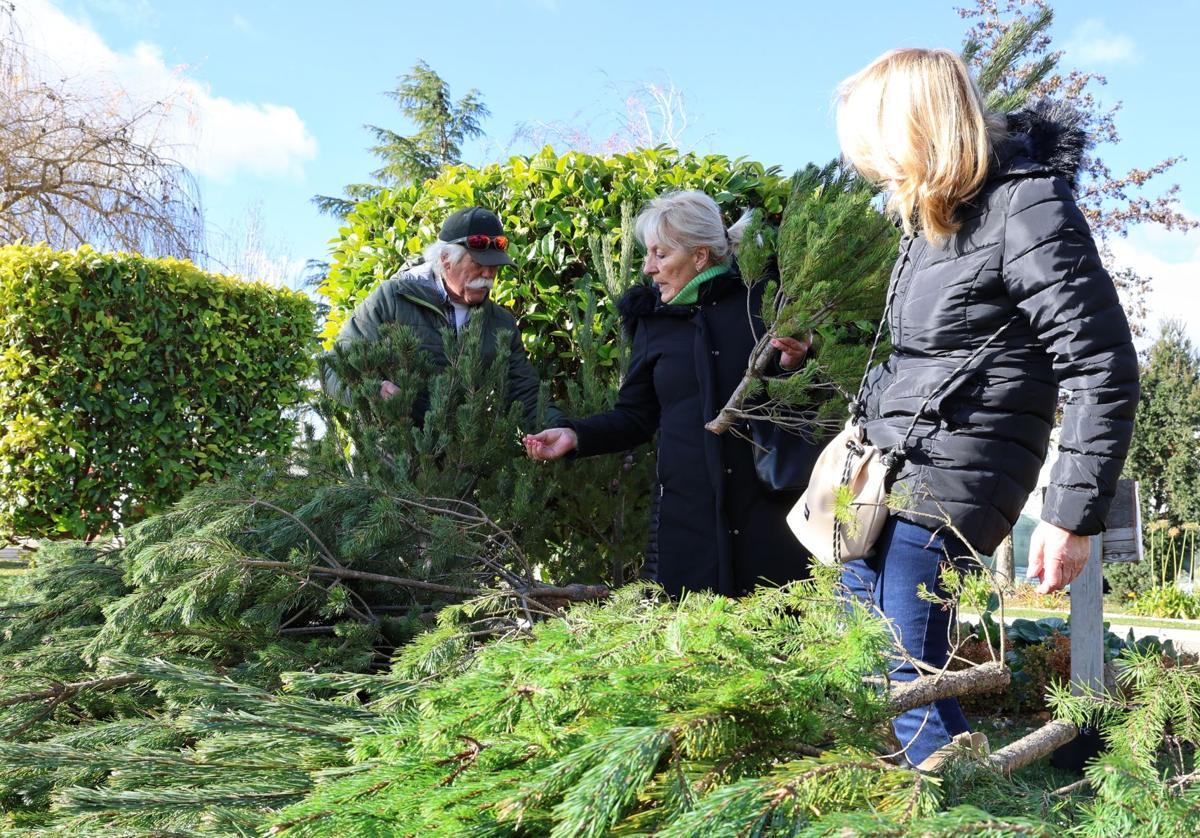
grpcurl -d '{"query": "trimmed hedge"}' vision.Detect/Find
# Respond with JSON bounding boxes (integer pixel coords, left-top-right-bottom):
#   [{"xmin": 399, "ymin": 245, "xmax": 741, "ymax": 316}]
[
  {"xmin": 0, "ymin": 245, "xmax": 316, "ymax": 539},
  {"xmin": 321, "ymin": 145, "xmax": 790, "ymax": 378}
]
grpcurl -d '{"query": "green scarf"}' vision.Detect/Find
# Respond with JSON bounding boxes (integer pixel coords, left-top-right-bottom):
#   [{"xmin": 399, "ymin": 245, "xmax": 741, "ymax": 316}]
[{"xmin": 668, "ymin": 264, "xmax": 730, "ymax": 306}]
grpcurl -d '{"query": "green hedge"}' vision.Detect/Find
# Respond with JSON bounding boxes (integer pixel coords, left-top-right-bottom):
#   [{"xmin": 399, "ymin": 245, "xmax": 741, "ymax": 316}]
[
  {"xmin": 0, "ymin": 245, "xmax": 316, "ymax": 539},
  {"xmin": 321, "ymin": 145, "xmax": 789, "ymax": 378}
]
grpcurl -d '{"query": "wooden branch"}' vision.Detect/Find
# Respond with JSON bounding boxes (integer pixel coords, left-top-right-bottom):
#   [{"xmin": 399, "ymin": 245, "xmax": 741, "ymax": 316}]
[
  {"xmin": 240, "ymin": 560, "xmax": 610, "ymax": 603},
  {"xmin": 986, "ymin": 720, "xmax": 1078, "ymax": 775},
  {"xmin": 240, "ymin": 559, "xmax": 478, "ymax": 596},
  {"xmin": 518, "ymin": 582, "xmax": 611, "ymax": 602},
  {"xmin": 886, "ymin": 662, "xmax": 1010, "ymax": 716},
  {"xmin": 1168, "ymin": 771, "xmax": 1200, "ymax": 789},
  {"xmin": 705, "ymin": 338, "xmax": 777, "ymax": 434},
  {"xmin": 1051, "ymin": 777, "xmax": 1092, "ymax": 796}
]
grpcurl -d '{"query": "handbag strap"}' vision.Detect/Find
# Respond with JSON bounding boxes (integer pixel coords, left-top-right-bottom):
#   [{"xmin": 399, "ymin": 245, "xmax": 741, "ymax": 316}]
[
  {"xmin": 849, "ymin": 232, "xmax": 1014, "ymax": 461},
  {"xmin": 895, "ymin": 319, "xmax": 1012, "ymax": 452}
]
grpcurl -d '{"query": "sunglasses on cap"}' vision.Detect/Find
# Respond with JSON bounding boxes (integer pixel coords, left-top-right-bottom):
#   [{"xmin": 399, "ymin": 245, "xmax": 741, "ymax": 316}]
[{"xmin": 450, "ymin": 234, "xmax": 509, "ymax": 252}]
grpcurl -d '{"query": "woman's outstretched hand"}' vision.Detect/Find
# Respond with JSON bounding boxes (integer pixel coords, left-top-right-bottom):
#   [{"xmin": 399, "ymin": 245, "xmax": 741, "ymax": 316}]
[
  {"xmin": 523, "ymin": 428, "xmax": 579, "ymax": 462},
  {"xmin": 771, "ymin": 334, "xmax": 813, "ymax": 370},
  {"xmin": 1027, "ymin": 521, "xmax": 1092, "ymax": 593}
]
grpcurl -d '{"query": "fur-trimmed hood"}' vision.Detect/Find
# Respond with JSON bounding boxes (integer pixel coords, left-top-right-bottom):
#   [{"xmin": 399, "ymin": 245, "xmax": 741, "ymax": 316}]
[
  {"xmin": 616, "ymin": 282, "xmax": 660, "ymax": 329},
  {"xmin": 1000, "ymin": 100, "xmax": 1089, "ymax": 189},
  {"xmin": 615, "ymin": 269, "xmax": 746, "ymax": 338}
]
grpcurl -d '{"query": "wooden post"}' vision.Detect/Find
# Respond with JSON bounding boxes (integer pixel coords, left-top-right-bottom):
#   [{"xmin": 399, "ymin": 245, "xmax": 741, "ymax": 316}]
[{"xmin": 1069, "ymin": 535, "xmax": 1105, "ymax": 695}]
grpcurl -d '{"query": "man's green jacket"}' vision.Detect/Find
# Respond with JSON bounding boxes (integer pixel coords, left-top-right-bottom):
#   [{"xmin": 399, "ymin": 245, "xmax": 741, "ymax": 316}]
[{"xmin": 321, "ymin": 268, "xmax": 565, "ymax": 428}]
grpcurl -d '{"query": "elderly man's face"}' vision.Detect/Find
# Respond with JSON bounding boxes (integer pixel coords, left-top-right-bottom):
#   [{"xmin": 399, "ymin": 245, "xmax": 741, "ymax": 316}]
[{"xmin": 441, "ymin": 250, "xmax": 499, "ymax": 307}]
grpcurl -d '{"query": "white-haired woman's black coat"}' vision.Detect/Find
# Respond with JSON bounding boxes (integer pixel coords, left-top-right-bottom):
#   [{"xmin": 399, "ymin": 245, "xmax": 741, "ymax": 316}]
[
  {"xmin": 567, "ymin": 269, "xmax": 813, "ymax": 597},
  {"xmin": 861, "ymin": 103, "xmax": 1140, "ymax": 554}
]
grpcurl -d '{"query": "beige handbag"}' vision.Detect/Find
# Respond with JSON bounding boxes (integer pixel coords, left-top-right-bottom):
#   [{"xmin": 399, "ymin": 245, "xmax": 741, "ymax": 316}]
[
  {"xmin": 787, "ymin": 304, "xmax": 1011, "ymax": 565},
  {"xmin": 788, "ymin": 419, "xmax": 895, "ymax": 565}
]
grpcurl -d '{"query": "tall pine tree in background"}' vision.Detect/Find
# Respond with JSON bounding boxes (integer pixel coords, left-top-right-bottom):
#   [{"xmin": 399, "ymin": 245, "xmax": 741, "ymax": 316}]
[
  {"xmin": 1124, "ymin": 321, "xmax": 1200, "ymax": 526},
  {"xmin": 370, "ymin": 60, "xmax": 490, "ymax": 185},
  {"xmin": 313, "ymin": 60, "xmax": 489, "ymax": 216}
]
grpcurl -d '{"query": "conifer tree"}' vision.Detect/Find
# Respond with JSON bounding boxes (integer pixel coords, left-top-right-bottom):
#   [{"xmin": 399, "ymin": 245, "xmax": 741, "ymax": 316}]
[
  {"xmin": 0, "ymin": 316, "xmax": 616, "ymax": 828},
  {"xmin": 959, "ymin": 0, "xmax": 1197, "ymax": 334},
  {"xmin": 1123, "ymin": 321, "xmax": 1200, "ymax": 526},
  {"xmin": 314, "ymin": 60, "xmax": 490, "ymax": 216}
]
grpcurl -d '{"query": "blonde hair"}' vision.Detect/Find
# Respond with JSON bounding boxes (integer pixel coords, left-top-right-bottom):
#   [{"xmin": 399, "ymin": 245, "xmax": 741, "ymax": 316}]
[
  {"xmin": 634, "ymin": 190, "xmax": 739, "ymax": 264},
  {"xmin": 836, "ymin": 48, "xmax": 1005, "ymax": 242}
]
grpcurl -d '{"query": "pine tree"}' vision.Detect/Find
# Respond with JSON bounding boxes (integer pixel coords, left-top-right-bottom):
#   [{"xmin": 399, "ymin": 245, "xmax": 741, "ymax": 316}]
[
  {"xmin": 959, "ymin": 1, "xmax": 1197, "ymax": 335},
  {"xmin": 1124, "ymin": 321, "xmax": 1200, "ymax": 526},
  {"xmin": 373, "ymin": 60, "xmax": 490, "ymax": 185},
  {"xmin": 4, "ymin": 556, "xmax": 1198, "ymax": 834},
  {"xmin": 314, "ymin": 60, "xmax": 490, "ymax": 216},
  {"xmin": 0, "ymin": 317, "xmax": 615, "ymax": 828}
]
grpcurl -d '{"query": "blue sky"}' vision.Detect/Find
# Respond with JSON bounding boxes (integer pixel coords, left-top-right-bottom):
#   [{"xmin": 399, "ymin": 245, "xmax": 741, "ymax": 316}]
[{"xmin": 14, "ymin": 0, "xmax": 1200, "ymax": 341}]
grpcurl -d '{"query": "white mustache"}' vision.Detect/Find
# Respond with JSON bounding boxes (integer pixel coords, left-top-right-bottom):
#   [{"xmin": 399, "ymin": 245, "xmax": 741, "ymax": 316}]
[{"xmin": 464, "ymin": 278, "xmax": 494, "ymax": 291}]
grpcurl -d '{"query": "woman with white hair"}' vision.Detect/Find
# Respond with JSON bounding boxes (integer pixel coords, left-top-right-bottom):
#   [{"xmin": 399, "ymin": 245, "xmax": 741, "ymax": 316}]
[
  {"xmin": 524, "ymin": 190, "xmax": 815, "ymax": 597},
  {"xmin": 834, "ymin": 48, "xmax": 1138, "ymax": 768}
]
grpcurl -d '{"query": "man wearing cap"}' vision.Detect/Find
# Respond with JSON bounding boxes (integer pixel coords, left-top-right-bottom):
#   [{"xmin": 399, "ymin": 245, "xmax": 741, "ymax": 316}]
[{"xmin": 321, "ymin": 206, "xmax": 565, "ymax": 427}]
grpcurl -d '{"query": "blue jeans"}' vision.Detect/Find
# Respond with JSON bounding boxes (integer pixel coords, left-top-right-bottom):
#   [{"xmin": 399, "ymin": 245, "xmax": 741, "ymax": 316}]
[{"xmin": 841, "ymin": 517, "xmax": 973, "ymax": 766}]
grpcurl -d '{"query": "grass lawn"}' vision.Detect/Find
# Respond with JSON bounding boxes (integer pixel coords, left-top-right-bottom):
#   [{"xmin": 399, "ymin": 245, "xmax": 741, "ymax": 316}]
[
  {"xmin": 0, "ymin": 559, "xmax": 28, "ymax": 600},
  {"xmin": 963, "ymin": 604, "xmax": 1200, "ymax": 632}
]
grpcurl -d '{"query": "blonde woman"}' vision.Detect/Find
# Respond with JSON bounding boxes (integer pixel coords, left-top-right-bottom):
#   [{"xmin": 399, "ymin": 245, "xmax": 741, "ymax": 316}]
[{"xmin": 835, "ymin": 49, "xmax": 1138, "ymax": 768}]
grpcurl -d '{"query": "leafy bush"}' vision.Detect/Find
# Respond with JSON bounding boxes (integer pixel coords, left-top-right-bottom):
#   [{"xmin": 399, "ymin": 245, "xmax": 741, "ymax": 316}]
[
  {"xmin": 0, "ymin": 245, "xmax": 316, "ymax": 539},
  {"xmin": 1009, "ymin": 632, "xmax": 1074, "ymax": 714},
  {"xmin": 958, "ymin": 609, "xmax": 1200, "ymax": 718},
  {"xmin": 957, "ymin": 616, "xmax": 1073, "ymax": 715},
  {"xmin": 320, "ymin": 145, "xmax": 789, "ymax": 383}
]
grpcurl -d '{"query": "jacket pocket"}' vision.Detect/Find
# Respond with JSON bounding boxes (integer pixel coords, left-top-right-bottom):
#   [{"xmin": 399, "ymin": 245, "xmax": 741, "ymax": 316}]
[
  {"xmin": 895, "ymin": 245, "xmax": 997, "ymax": 351},
  {"xmin": 877, "ymin": 358, "xmax": 980, "ymax": 423}
]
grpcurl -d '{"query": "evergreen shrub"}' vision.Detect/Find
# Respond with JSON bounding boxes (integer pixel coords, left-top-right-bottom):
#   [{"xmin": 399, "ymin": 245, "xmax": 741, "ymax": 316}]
[
  {"xmin": 320, "ymin": 145, "xmax": 790, "ymax": 382},
  {"xmin": 0, "ymin": 245, "xmax": 316, "ymax": 539}
]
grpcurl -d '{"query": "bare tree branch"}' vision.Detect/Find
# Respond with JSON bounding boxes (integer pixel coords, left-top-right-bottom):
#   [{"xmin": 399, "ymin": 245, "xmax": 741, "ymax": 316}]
[
  {"xmin": 886, "ymin": 662, "xmax": 1011, "ymax": 716},
  {"xmin": 1, "ymin": 8, "xmax": 205, "ymax": 258},
  {"xmin": 986, "ymin": 720, "xmax": 1078, "ymax": 775}
]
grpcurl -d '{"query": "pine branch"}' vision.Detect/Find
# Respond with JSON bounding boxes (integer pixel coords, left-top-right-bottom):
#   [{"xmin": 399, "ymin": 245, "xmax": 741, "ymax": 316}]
[
  {"xmin": 886, "ymin": 662, "xmax": 1011, "ymax": 715},
  {"xmin": 238, "ymin": 559, "xmax": 609, "ymax": 603},
  {"xmin": 706, "ymin": 162, "xmax": 895, "ymax": 435},
  {"xmin": 705, "ymin": 338, "xmax": 776, "ymax": 433},
  {"xmin": 986, "ymin": 720, "xmax": 1078, "ymax": 775}
]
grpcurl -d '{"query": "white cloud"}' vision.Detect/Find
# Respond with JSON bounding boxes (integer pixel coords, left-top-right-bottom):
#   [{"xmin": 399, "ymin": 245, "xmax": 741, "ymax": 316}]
[
  {"xmin": 76, "ymin": 0, "xmax": 156, "ymax": 27},
  {"xmin": 1063, "ymin": 19, "xmax": 1137, "ymax": 65},
  {"xmin": 231, "ymin": 12, "xmax": 252, "ymax": 34},
  {"xmin": 1109, "ymin": 223, "xmax": 1200, "ymax": 350},
  {"xmin": 11, "ymin": 0, "xmax": 316, "ymax": 180}
]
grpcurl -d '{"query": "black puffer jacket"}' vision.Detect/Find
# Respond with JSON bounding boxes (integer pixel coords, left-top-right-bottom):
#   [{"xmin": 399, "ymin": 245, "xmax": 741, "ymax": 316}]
[
  {"xmin": 862, "ymin": 102, "xmax": 1139, "ymax": 554},
  {"xmin": 568, "ymin": 269, "xmax": 814, "ymax": 597}
]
